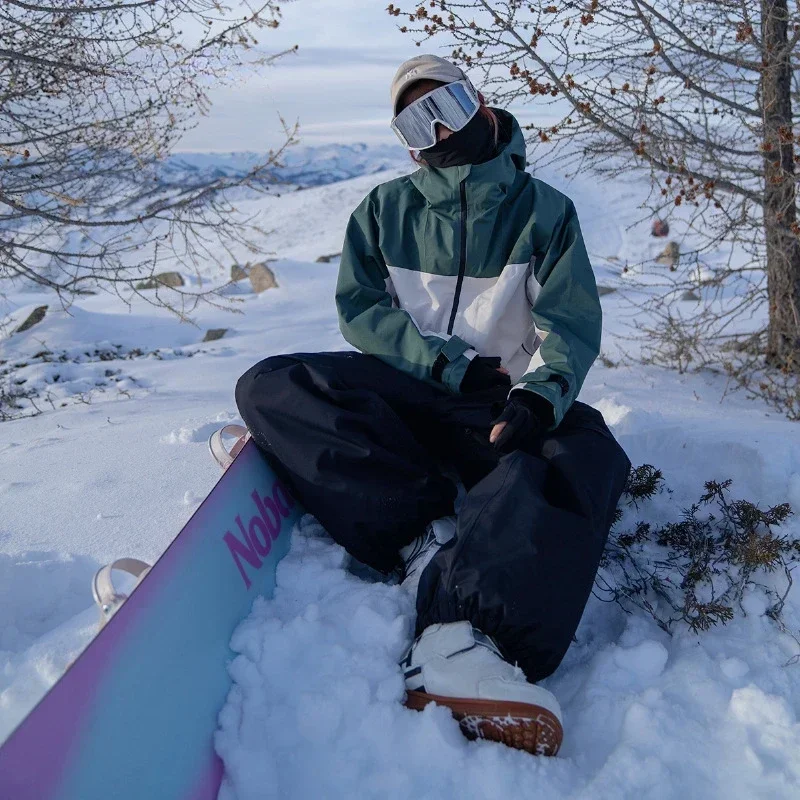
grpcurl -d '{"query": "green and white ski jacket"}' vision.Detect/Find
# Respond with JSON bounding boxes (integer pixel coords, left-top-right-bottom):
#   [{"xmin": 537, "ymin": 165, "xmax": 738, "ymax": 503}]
[{"xmin": 335, "ymin": 107, "xmax": 601, "ymax": 432}]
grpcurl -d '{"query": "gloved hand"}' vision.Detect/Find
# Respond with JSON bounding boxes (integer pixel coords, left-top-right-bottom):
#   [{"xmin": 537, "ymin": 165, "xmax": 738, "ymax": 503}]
[
  {"xmin": 489, "ymin": 390, "xmax": 555, "ymax": 453},
  {"xmin": 460, "ymin": 356, "xmax": 511, "ymax": 393}
]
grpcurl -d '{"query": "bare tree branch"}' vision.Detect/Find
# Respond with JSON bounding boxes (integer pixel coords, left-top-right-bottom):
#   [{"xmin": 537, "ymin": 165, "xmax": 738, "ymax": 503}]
[{"xmin": 0, "ymin": 0, "xmax": 301, "ymax": 317}]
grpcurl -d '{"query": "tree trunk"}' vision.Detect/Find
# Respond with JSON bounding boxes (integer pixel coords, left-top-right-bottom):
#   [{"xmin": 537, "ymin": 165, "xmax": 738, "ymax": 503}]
[{"xmin": 761, "ymin": 0, "xmax": 800, "ymax": 371}]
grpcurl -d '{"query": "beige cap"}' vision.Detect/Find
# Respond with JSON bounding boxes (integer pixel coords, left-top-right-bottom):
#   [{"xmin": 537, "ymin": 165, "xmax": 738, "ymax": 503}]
[{"xmin": 390, "ymin": 54, "xmax": 467, "ymax": 117}]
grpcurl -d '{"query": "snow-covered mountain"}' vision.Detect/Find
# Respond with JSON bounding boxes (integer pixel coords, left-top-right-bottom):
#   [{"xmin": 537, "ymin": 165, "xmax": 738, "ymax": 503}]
[
  {"xmin": 2, "ymin": 149, "xmax": 799, "ymax": 799},
  {"xmin": 160, "ymin": 144, "xmax": 410, "ymax": 192}
]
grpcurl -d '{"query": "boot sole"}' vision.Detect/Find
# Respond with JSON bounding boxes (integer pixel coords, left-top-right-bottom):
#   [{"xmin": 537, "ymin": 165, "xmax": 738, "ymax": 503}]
[{"xmin": 404, "ymin": 689, "xmax": 563, "ymax": 756}]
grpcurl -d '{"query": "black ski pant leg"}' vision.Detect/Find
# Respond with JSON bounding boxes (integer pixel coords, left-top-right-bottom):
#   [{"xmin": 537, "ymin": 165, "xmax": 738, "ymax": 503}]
[
  {"xmin": 234, "ymin": 351, "xmax": 458, "ymax": 574},
  {"xmin": 416, "ymin": 400, "xmax": 632, "ymax": 684},
  {"xmin": 236, "ymin": 350, "xmax": 632, "ymax": 680}
]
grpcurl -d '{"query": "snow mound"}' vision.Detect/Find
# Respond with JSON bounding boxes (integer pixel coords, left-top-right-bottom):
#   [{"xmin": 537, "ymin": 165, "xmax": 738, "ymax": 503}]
[
  {"xmin": 0, "ymin": 552, "xmax": 99, "ymax": 741},
  {"xmin": 216, "ymin": 515, "xmax": 575, "ymax": 800},
  {"xmin": 1, "ymin": 303, "xmax": 200, "ymax": 358},
  {"xmin": 217, "ymin": 514, "xmax": 800, "ymax": 800}
]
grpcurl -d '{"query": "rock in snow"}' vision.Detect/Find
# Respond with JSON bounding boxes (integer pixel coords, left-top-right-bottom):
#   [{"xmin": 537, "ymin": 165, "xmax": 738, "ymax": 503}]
[
  {"xmin": 249, "ymin": 263, "xmax": 279, "ymax": 294},
  {"xmin": 135, "ymin": 272, "xmax": 185, "ymax": 290},
  {"xmin": 14, "ymin": 306, "xmax": 47, "ymax": 334}
]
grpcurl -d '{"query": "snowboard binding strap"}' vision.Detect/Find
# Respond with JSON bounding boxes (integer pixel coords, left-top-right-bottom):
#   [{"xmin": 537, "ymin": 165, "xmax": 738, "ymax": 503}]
[
  {"xmin": 208, "ymin": 424, "xmax": 250, "ymax": 471},
  {"xmin": 92, "ymin": 558, "xmax": 152, "ymax": 628}
]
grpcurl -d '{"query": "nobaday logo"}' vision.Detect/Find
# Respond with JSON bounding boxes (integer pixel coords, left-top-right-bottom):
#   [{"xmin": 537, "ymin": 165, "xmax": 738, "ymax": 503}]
[{"xmin": 224, "ymin": 480, "xmax": 295, "ymax": 589}]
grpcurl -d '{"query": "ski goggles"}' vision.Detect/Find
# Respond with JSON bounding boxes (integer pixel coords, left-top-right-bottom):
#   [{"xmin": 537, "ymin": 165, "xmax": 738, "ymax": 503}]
[{"xmin": 390, "ymin": 78, "xmax": 481, "ymax": 150}]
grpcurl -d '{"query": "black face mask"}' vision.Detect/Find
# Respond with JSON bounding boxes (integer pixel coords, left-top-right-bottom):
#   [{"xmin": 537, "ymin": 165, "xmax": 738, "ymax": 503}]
[{"xmin": 420, "ymin": 111, "xmax": 497, "ymax": 169}]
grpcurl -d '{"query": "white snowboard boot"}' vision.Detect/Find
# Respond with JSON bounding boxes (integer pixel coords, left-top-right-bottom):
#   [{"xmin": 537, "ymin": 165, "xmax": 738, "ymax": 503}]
[
  {"xmin": 398, "ymin": 516, "xmax": 457, "ymax": 601},
  {"xmin": 401, "ymin": 621, "xmax": 564, "ymax": 756}
]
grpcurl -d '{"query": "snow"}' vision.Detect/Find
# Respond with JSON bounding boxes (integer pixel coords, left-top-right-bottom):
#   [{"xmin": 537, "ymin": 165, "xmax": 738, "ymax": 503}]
[
  {"xmin": 215, "ymin": 515, "xmax": 800, "ymax": 799},
  {"xmin": 2, "ymin": 147, "xmax": 800, "ymax": 798}
]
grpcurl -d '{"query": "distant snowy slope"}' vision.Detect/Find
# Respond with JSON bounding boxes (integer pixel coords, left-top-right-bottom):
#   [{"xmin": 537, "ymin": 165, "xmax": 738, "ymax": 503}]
[{"xmin": 160, "ymin": 143, "xmax": 410, "ymax": 193}]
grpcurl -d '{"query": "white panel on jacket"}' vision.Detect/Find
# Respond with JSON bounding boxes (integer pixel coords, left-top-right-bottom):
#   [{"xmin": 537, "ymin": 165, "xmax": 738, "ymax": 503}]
[
  {"xmin": 384, "ymin": 261, "xmax": 546, "ymax": 384},
  {"xmin": 386, "ymin": 264, "xmax": 457, "ymax": 333}
]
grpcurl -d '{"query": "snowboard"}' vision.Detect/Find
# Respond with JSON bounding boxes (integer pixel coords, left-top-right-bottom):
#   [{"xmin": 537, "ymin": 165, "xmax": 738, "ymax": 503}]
[{"xmin": 0, "ymin": 439, "xmax": 301, "ymax": 800}]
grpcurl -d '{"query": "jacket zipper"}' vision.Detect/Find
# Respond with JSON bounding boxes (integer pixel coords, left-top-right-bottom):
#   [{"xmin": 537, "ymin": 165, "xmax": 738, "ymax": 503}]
[{"xmin": 446, "ymin": 178, "xmax": 468, "ymax": 335}]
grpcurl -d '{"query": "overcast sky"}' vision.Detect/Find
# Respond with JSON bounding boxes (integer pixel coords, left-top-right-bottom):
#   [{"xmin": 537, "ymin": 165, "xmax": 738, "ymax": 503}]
[{"xmin": 179, "ymin": 0, "xmax": 557, "ymax": 153}]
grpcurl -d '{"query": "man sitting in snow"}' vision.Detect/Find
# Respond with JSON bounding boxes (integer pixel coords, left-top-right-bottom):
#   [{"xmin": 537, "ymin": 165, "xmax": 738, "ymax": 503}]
[{"xmin": 235, "ymin": 54, "xmax": 632, "ymax": 756}]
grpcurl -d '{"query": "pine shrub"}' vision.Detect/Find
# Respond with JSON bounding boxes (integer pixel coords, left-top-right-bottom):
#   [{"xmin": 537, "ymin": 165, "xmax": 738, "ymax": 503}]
[{"xmin": 598, "ymin": 465, "xmax": 798, "ymax": 636}]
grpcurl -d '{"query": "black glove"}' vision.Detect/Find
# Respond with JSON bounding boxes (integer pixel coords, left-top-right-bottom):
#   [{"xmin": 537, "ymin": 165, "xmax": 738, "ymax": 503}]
[
  {"xmin": 460, "ymin": 356, "xmax": 511, "ymax": 393},
  {"xmin": 489, "ymin": 390, "xmax": 554, "ymax": 453}
]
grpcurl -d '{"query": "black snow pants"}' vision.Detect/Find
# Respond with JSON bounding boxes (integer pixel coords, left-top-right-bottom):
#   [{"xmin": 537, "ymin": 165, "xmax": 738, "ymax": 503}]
[{"xmin": 235, "ymin": 350, "xmax": 631, "ymax": 683}]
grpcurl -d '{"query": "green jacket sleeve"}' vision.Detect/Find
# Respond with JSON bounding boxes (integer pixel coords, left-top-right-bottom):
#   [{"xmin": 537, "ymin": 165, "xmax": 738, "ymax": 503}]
[
  {"xmin": 511, "ymin": 198, "xmax": 601, "ymax": 431},
  {"xmin": 335, "ymin": 194, "xmax": 478, "ymax": 393}
]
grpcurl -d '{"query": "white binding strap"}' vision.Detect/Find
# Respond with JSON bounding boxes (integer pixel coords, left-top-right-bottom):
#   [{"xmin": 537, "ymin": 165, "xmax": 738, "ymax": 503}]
[
  {"xmin": 92, "ymin": 558, "xmax": 152, "ymax": 626},
  {"xmin": 208, "ymin": 424, "xmax": 250, "ymax": 470}
]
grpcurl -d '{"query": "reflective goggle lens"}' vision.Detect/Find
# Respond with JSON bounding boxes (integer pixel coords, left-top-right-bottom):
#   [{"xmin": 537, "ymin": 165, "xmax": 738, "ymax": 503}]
[{"xmin": 391, "ymin": 79, "xmax": 479, "ymax": 150}]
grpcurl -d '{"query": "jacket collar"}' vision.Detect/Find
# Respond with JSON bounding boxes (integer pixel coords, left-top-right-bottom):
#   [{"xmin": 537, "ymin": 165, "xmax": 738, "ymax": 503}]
[{"xmin": 409, "ymin": 107, "xmax": 526, "ymax": 212}]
